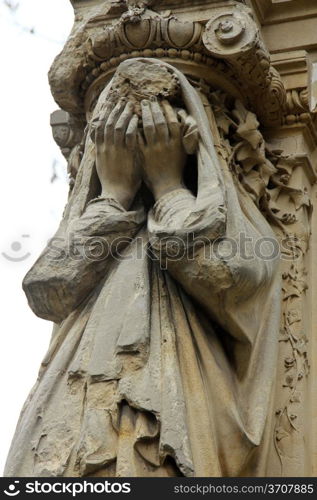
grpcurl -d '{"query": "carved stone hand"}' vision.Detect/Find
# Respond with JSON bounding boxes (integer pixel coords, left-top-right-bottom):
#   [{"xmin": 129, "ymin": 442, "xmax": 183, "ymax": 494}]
[
  {"xmin": 138, "ymin": 98, "xmax": 187, "ymax": 201},
  {"xmin": 93, "ymin": 99, "xmax": 141, "ymax": 210}
]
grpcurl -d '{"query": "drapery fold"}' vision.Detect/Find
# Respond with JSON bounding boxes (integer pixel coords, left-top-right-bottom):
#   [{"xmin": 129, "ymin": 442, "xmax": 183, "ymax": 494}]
[{"xmin": 5, "ymin": 60, "xmax": 281, "ymax": 477}]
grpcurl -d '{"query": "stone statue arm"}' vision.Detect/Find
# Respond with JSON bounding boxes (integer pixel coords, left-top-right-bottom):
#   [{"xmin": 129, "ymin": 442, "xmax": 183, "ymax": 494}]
[
  {"xmin": 140, "ymin": 96, "xmax": 278, "ymax": 343},
  {"xmin": 23, "ymin": 101, "xmax": 145, "ymax": 324},
  {"xmin": 148, "ymin": 181, "xmax": 278, "ymax": 344},
  {"xmin": 22, "ymin": 196, "xmax": 145, "ymax": 325}
]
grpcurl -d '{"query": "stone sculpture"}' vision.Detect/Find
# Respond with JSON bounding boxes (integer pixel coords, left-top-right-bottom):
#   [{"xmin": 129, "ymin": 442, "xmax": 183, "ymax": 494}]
[{"xmin": 5, "ymin": 0, "xmax": 317, "ymax": 477}]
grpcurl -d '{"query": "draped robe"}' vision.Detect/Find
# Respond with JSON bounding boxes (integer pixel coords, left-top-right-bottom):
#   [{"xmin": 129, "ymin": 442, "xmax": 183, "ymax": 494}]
[{"xmin": 4, "ymin": 62, "xmax": 281, "ymax": 477}]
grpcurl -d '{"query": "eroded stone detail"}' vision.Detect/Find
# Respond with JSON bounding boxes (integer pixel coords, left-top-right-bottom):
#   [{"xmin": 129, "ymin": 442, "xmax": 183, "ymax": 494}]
[
  {"xmin": 48, "ymin": 1, "xmax": 286, "ymax": 127},
  {"xmin": 50, "ymin": 110, "xmax": 86, "ymax": 191},
  {"xmin": 4, "ymin": 0, "xmax": 317, "ymax": 479}
]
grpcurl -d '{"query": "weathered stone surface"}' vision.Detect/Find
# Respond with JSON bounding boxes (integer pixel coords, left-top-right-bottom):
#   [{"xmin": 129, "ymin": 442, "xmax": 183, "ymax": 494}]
[
  {"xmin": 108, "ymin": 60, "xmax": 181, "ymax": 114},
  {"xmin": 4, "ymin": 0, "xmax": 317, "ymax": 478}
]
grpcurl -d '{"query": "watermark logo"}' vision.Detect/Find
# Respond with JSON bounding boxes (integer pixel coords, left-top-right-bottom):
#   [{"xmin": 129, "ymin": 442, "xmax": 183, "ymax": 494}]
[
  {"xmin": 3, "ymin": 481, "xmax": 20, "ymax": 496},
  {"xmin": 2, "ymin": 235, "xmax": 30, "ymax": 262},
  {"xmin": 1, "ymin": 232, "xmax": 304, "ymax": 269}
]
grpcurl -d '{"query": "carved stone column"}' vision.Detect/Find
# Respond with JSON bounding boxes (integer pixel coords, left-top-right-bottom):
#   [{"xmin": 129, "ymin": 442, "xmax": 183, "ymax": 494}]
[
  {"xmin": 4, "ymin": 0, "xmax": 317, "ymax": 477},
  {"xmin": 248, "ymin": 0, "xmax": 317, "ymax": 476}
]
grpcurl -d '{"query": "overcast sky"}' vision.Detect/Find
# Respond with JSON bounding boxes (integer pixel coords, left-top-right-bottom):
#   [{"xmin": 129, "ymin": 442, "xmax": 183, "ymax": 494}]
[{"xmin": 0, "ymin": 0, "xmax": 74, "ymax": 473}]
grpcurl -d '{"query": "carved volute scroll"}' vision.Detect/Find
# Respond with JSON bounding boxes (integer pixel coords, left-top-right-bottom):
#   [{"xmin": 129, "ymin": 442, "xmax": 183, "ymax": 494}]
[{"xmin": 202, "ymin": 5, "xmax": 286, "ymax": 126}]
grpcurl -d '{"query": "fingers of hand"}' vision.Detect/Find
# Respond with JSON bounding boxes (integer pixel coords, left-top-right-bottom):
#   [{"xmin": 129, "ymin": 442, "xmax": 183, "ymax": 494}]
[
  {"xmin": 162, "ymin": 100, "xmax": 180, "ymax": 139},
  {"xmin": 99, "ymin": 102, "xmax": 112, "ymax": 126},
  {"xmin": 105, "ymin": 100, "xmax": 126, "ymax": 145},
  {"xmin": 91, "ymin": 103, "xmax": 112, "ymax": 144},
  {"xmin": 114, "ymin": 102, "xmax": 134, "ymax": 146},
  {"xmin": 126, "ymin": 114, "xmax": 139, "ymax": 150},
  {"xmin": 177, "ymin": 109, "xmax": 188, "ymax": 125},
  {"xmin": 150, "ymin": 97, "xmax": 169, "ymax": 143},
  {"xmin": 141, "ymin": 100, "xmax": 155, "ymax": 145}
]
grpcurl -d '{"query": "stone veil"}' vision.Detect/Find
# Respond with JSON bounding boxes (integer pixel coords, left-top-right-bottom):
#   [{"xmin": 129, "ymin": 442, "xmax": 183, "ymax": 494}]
[{"xmin": 4, "ymin": 57, "xmax": 282, "ymax": 477}]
